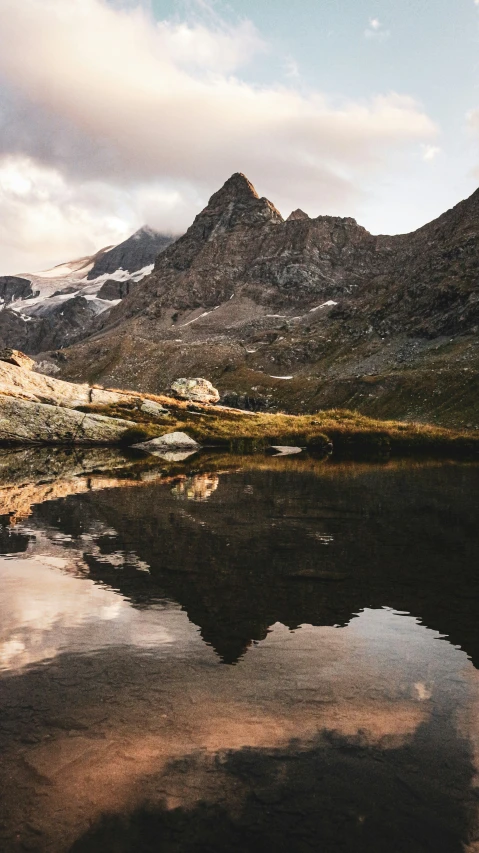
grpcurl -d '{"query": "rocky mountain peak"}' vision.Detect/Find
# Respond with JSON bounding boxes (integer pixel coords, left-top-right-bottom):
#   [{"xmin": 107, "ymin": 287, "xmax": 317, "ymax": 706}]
[
  {"xmin": 209, "ymin": 172, "xmax": 260, "ymax": 205},
  {"xmin": 194, "ymin": 172, "xmax": 283, "ymax": 235},
  {"xmin": 150, "ymin": 173, "xmax": 284, "ymax": 276},
  {"xmin": 287, "ymin": 209, "xmax": 309, "ymax": 222}
]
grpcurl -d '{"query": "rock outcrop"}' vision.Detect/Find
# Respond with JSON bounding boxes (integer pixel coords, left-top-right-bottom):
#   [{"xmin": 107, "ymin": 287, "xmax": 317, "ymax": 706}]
[
  {"xmin": 0, "ymin": 359, "xmax": 140, "ymax": 408},
  {"xmin": 0, "ymin": 349, "xmax": 35, "ymax": 370},
  {"xmin": 97, "ymin": 278, "xmax": 135, "ymax": 300},
  {"xmin": 0, "ymin": 355, "xmax": 172, "ymax": 445},
  {"xmin": 0, "ymin": 276, "xmax": 35, "ymax": 305},
  {"xmin": 170, "ymin": 378, "xmax": 220, "ymax": 404},
  {"xmin": 0, "ymin": 398, "xmax": 143, "ymax": 445}
]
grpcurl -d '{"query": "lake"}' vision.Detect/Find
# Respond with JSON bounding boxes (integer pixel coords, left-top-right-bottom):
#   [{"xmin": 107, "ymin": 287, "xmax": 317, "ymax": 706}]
[{"xmin": 0, "ymin": 451, "xmax": 479, "ymax": 852}]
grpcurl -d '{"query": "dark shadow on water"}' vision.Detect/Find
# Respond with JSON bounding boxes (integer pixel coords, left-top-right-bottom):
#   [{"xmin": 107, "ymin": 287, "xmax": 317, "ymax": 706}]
[{"xmin": 70, "ymin": 723, "xmax": 476, "ymax": 853}]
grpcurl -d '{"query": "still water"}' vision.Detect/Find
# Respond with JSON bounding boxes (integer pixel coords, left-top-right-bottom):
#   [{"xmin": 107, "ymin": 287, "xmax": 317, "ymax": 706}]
[{"xmin": 1, "ymin": 449, "xmax": 479, "ymax": 852}]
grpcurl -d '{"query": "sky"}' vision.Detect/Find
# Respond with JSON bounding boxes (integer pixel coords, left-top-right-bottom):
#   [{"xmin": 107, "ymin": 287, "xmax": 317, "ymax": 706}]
[{"xmin": 0, "ymin": 0, "xmax": 479, "ymax": 273}]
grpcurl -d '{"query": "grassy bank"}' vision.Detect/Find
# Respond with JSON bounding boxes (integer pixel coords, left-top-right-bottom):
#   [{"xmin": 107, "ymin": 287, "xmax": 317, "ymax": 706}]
[{"xmin": 77, "ymin": 394, "xmax": 479, "ymax": 459}]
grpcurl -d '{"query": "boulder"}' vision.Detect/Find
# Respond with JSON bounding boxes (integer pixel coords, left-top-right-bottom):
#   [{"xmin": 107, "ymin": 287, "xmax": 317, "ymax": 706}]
[
  {"xmin": 0, "ymin": 349, "xmax": 35, "ymax": 371},
  {"xmin": 140, "ymin": 399, "xmax": 170, "ymax": 418},
  {"xmin": 133, "ymin": 431, "xmax": 200, "ymax": 454},
  {"xmin": 170, "ymin": 378, "xmax": 220, "ymax": 404},
  {"xmin": 0, "ymin": 360, "xmax": 139, "ymax": 408},
  {"xmin": 0, "ymin": 397, "xmax": 144, "ymax": 445}
]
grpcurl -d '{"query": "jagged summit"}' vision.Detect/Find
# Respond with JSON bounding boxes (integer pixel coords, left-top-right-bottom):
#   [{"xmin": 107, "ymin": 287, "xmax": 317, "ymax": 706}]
[
  {"xmin": 195, "ymin": 172, "xmax": 283, "ymax": 232},
  {"xmin": 287, "ymin": 209, "xmax": 309, "ymax": 222},
  {"xmin": 209, "ymin": 172, "xmax": 260, "ymax": 205}
]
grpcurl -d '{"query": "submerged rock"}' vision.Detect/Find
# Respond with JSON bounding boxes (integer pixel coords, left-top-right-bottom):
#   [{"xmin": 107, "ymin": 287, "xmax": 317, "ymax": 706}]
[
  {"xmin": 0, "ymin": 397, "xmax": 145, "ymax": 445},
  {"xmin": 133, "ymin": 431, "xmax": 200, "ymax": 454},
  {"xmin": 170, "ymin": 378, "xmax": 220, "ymax": 405}
]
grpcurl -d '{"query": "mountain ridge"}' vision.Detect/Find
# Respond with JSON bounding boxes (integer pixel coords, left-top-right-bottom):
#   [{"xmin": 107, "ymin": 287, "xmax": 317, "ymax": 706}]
[{"xmin": 3, "ymin": 173, "xmax": 479, "ymax": 426}]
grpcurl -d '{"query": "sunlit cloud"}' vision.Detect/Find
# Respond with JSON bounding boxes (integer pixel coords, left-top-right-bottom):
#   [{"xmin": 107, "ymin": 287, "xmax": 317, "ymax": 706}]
[{"xmin": 0, "ymin": 0, "xmax": 436, "ymax": 272}]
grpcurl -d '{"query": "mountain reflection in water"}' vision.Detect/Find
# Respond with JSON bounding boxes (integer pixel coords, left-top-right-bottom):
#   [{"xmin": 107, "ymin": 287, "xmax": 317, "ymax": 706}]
[{"xmin": 0, "ymin": 455, "xmax": 479, "ymax": 852}]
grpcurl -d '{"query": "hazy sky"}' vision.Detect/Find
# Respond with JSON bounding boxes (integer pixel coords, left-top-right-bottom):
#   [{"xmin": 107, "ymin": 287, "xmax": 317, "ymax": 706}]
[{"xmin": 0, "ymin": 0, "xmax": 478, "ymax": 273}]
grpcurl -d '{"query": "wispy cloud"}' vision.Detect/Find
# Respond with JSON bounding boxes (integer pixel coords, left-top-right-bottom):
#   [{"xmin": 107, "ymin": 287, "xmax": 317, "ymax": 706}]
[
  {"xmin": 0, "ymin": 0, "xmax": 436, "ymax": 272},
  {"xmin": 365, "ymin": 17, "xmax": 391, "ymax": 40},
  {"xmin": 284, "ymin": 57, "xmax": 300, "ymax": 79},
  {"xmin": 421, "ymin": 144, "xmax": 441, "ymax": 162}
]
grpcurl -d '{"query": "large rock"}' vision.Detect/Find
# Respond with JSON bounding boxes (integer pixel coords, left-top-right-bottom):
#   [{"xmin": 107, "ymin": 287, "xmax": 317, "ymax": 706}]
[
  {"xmin": 133, "ymin": 431, "xmax": 200, "ymax": 453},
  {"xmin": 0, "ymin": 349, "xmax": 35, "ymax": 371},
  {"xmin": 0, "ymin": 359, "xmax": 139, "ymax": 408},
  {"xmin": 170, "ymin": 378, "xmax": 220, "ymax": 404},
  {"xmin": 0, "ymin": 397, "xmax": 144, "ymax": 445},
  {"xmin": 140, "ymin": 399, "xmax": 169, "ymax": 418}
]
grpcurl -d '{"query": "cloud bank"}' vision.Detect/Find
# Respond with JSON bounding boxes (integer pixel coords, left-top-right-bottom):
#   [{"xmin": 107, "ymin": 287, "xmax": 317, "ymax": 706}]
[{"xmin": 0, "ymin": 0, "xmax": 437, "ymax": 272}]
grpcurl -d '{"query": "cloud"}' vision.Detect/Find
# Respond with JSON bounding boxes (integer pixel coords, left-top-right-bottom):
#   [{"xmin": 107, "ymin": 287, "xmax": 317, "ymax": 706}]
[
  {"xmin": 284, "ymin": 57, "xmax": 301, "ymax": 79},
  {"xmin": 365, "ymin": 17, "xmax": 391, "ymax": 40},
  {"xmin": 0, "ymin": 0, "xmax": 437, "ymax": 272},
  {"xmin": 0, "ymin": 156, "xmax": 132, "ymax": 272},
  {"xmin": 421, "ymin": 144, "xmax": 441, "ymax": 162}
]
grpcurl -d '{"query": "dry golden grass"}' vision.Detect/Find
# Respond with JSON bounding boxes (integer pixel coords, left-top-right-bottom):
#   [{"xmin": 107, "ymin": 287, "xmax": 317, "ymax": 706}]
[{"xmin": 76, "ymin": 390, "xmax": 479, "ymax": 459}]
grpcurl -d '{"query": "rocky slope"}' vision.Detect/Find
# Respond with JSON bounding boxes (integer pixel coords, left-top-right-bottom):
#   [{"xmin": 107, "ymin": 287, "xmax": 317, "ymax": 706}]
[
  {"xmin": 45, "ymin": 172, "xmax": 479, "ymax": 426},
  {"xmin": 0, "ymin": 227, "xmax": 177, "ymax": 358}
]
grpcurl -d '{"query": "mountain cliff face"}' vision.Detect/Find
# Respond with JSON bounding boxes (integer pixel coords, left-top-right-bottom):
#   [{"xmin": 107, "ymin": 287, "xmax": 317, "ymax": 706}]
[
  {"xmin": 7, "ymin": 172, "xmax": 479, "ymax": 426},
  {"xmin": 0, "ymin": 276, "xmax": 35, "ymax": 305}
]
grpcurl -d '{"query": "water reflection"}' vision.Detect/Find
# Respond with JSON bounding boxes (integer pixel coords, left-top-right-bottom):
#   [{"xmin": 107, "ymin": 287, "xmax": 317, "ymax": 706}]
[{"xmin": 0, "ymin": 455, "xmax": 478, "ymax": 851}]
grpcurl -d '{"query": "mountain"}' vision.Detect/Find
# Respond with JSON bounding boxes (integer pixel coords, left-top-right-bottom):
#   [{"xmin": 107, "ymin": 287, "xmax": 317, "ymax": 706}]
[
  {"xmin": 0, "ymin": 227, "xmax": 177, "ymax": 359},
  {"xmin": 45, "ymin": 172, "xmax": 478, "ymax": 426},
  {"xmin": 3, "ymin": 172, "xmax": 479, "ymax": 426},
  {"xmin": 86, "ymin": 226, "xmax": 175, "ymax": 280}
]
